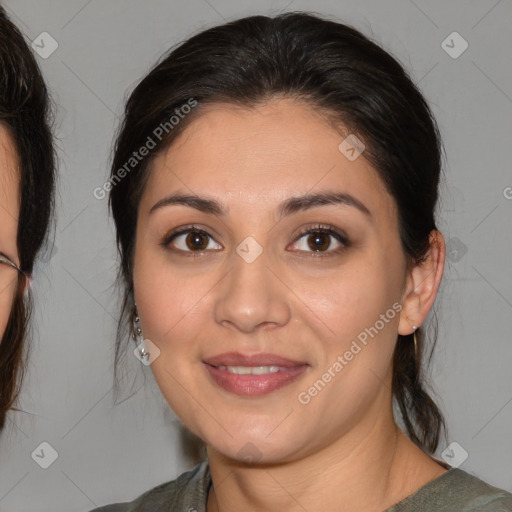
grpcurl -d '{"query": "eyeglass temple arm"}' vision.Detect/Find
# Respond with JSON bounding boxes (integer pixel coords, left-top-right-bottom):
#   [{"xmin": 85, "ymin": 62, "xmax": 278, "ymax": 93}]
[{"xmin": 0, "ymin": 253, "xmax": 25, "ymax": 274}]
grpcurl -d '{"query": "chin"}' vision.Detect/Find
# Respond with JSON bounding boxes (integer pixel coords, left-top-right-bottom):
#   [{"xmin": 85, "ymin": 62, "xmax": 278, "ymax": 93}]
[{"xmin": 205, "ymin": 431, "xmax": 305, "ymax": 467}]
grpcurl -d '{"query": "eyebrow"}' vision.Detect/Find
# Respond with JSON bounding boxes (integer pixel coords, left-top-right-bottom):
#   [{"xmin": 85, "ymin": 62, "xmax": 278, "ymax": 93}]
[{"xmin": 149, "ymin": 191, "xmax": 371, "ymax": 220}]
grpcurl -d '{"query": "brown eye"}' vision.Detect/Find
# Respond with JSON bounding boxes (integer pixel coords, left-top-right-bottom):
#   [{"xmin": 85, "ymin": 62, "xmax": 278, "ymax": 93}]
[
  {"xmin": 289, "ymin": 225, "xmax": 350, "ymax": 256},
  {"xmin": 164, "ymin": 227, "xmax": 222, "ymax": 253}
]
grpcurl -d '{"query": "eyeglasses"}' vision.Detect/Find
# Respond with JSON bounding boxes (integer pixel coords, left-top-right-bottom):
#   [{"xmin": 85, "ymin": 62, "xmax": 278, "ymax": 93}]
[{"xmin": 0, "ymin": 252, "xmax": 24, "ymax": 274}]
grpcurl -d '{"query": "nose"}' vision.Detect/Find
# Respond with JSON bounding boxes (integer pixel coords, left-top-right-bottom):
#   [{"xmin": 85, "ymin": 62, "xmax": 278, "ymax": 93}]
[{"xmin": 213, "ymin": 246, "xmax": 291, "ymax": 334}]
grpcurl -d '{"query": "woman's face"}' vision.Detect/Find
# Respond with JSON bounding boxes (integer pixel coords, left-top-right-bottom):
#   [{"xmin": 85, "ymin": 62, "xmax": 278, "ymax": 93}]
[
  {"xmin": 133, "ymin": 98, "xmax": 415, "ymax": 463},
  {"xmin": 0, "ymin": 125, "xmax": 20, "ymax": 339}
]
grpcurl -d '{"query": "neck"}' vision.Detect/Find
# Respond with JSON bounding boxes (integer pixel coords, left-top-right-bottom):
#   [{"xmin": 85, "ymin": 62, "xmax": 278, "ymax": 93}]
[{"xmin": 206, "ymin": 403, "xmax": 444, "ymax": 512}]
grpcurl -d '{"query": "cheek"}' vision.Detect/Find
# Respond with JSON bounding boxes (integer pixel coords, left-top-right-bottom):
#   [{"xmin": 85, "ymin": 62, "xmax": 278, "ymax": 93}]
[
  {"xmin": 305, "ymin": 256, "xmax": 403, "ymax": 410},
  {"xmin": 134, "ymin": 257, "xmax": 214, "ymax": 341},
  {"xmin": 316, "ymin": 259, "xmax": 400, "ymax": 339},
  {"xmin": 132, "ymin": 244, "xmax": 218, "ymax": 399},
  {"xmin": 296, "ymin": 265, "xmax": 401, "ymax": 422}
]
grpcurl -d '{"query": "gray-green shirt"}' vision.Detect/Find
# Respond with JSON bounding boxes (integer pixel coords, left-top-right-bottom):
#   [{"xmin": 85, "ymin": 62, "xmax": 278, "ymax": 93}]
[{"xmin": 92, "ymin": 461, "xmax": 512, "ymax": 511}]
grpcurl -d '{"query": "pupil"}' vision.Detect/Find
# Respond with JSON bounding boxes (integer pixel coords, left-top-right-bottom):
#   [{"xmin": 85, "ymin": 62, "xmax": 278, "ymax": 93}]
[{"xmin": 309, "ymin": 233, "xmax": 329, "ymax": 251}]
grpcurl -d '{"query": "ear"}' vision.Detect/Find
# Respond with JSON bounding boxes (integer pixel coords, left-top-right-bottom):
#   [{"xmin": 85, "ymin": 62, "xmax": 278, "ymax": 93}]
[{"xmin": 398, "ymin": 230, "xmax": 445, "ymax": 335}]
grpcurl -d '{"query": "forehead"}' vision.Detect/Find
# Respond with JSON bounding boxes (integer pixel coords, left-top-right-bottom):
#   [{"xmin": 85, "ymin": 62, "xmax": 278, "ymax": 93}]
[{"xmin": 142, "ymin": 99, "xmax": 395, "ymax": 219}]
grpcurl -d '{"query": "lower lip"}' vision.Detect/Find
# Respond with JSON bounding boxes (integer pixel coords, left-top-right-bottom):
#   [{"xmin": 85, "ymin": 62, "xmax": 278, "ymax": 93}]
[{"xmin": 204, "ymin": 364, "xmax": 308, "ymax": 396}]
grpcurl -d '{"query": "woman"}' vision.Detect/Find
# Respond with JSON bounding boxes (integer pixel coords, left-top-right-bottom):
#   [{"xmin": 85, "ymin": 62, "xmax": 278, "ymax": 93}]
[
  {"xmin": 95, "ymin": 12, "xmax": 512, "ymax": 511},
  {"xmin": 0, "ymin": 7, "xmax": 55, "ymax": 428}
]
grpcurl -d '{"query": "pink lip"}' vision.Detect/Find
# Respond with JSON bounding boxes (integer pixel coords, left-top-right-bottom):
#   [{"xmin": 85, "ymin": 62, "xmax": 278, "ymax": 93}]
[{"xmin": 203, "ymin": 352, "xmax": 309, "ymax": 396}]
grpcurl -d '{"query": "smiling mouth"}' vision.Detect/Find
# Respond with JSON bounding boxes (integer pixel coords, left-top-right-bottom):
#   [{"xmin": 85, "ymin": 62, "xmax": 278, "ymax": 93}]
[{"xmin": 203, "ymin": 352, "xmax": 309, "ymax": 396}]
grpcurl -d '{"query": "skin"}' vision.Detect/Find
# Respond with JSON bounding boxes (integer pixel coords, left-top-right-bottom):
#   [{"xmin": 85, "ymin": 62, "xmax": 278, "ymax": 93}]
[
  {"xmin": 0, "ymin": 124, "xmax": 21, "ymax": 340},
  {"xmin": 133, "ymin": 98, "xmax": 447, "ymax": 512}
]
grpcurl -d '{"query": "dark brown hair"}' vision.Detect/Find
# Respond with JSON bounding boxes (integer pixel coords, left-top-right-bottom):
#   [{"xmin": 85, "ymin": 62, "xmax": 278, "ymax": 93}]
[
  {"xmin": 0, "ymin": 7, "xmax": 56, "ymax": 428},
  {"xmin": 110, "ymin": 12, "xmax": 445, "ymax": 452}
]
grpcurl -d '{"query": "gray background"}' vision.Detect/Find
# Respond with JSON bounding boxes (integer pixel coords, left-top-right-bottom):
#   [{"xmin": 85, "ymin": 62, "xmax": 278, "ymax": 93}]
[{"xmin": 0, "ymin": 0, "xmax": 511, "ymax": 510}]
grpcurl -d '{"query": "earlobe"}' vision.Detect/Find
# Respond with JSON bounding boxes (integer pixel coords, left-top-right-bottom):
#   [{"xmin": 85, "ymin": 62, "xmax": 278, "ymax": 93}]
[{"xmin": 398, "ymin": 230, "xmax": 445, "ymax": 335}]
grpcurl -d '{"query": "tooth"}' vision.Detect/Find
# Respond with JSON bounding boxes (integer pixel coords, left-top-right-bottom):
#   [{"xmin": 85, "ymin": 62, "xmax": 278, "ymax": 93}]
[
  {"xmin": 218, "ymin": 365, "xmax": 284, "ymax": 375},
  {"xmin": 251, "ymin": 366, "xmax": 270, "ymax": 375}
]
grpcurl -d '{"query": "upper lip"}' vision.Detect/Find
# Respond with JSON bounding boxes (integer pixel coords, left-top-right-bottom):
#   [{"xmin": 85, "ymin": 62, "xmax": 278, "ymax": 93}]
[{"xmin": 203, "ymin": 352, "xmax": 307, "ymax": 368}]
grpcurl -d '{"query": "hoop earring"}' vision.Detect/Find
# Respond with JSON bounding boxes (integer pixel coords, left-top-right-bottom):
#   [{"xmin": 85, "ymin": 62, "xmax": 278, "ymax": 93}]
[{"xmin": 133, "ymin": 306, "xmax": 150, "ymax": 364}]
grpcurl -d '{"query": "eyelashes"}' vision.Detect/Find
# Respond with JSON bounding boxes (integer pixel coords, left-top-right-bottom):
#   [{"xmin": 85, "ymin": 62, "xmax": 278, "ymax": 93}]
[{"xmin": 161, "ymin": 223, "xmax": 351, "ymax": 259}]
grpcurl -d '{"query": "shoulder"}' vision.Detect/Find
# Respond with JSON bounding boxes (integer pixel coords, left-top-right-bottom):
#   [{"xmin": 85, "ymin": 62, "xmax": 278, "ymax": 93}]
[
  {"xmin": 448, "ymin": 468, "xmax": 512, "ymax": 510},
  {"xmin": 389, "ymin": 467, "xmax": 512, "ymax": 511},
  {"xmin": 90, "ymin": 461, "xmax": 210, "ymax": 512}
]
